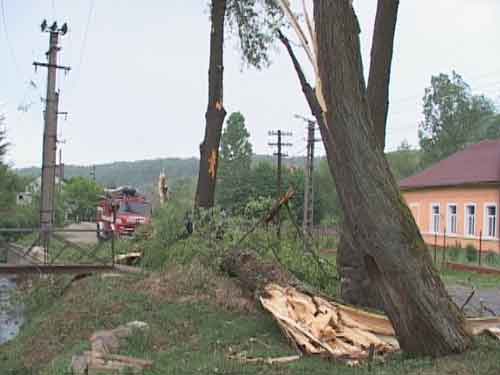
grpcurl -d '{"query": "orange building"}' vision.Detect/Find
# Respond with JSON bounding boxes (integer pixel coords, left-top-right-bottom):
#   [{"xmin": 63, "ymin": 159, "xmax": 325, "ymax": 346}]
[{"xmin": 400, "ymin": 140, "xmax": 500, "ymax": 253}]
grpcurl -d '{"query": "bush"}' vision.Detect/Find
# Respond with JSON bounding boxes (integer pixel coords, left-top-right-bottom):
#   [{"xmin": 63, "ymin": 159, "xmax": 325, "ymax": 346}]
[
  {"xmin": 465, "ymin": 244, "xmax": 478, "ymax": 263},
  {"xmin": 447, "ymin": 246, "xmax": 461, "ymax": 262},
  {"xmin": 484, "ymin": 251, "xmax": 500, "ymax": 267}
]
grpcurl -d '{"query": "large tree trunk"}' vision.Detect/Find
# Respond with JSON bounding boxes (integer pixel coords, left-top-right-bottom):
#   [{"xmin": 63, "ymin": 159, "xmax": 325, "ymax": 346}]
[
  {"xmin": 195, "ymin": 0, "xmax": 227, "ymax": 208},
  {"xmin": 313, "ymin": 0, "xmax": 471, "ymax": 356},
  {"xmin": 338, "ymin": 0, "xmax": 399, "ymax": 310}
]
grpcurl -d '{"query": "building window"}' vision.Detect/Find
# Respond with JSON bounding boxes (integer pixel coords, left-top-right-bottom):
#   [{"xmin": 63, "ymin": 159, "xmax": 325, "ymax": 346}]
[
  {"xmin": 465, "ymin": 204, "xmax": 476, "ymax": 236},
  {"xmin": 431, "ymin": 204, "xmax": 440, "ymax": 234},
  {"xmin": 486, "ymin": 205, "xmax": 497, "ymax": 238},
  {"xmin": 448, "ymin": 204, "xmax": 457, "ymax": 234}
]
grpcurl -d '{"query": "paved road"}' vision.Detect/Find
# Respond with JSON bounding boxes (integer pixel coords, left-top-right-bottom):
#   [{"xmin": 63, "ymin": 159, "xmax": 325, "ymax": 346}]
[
  {"xmin": 447, "ymin": 285, "xmax": 500, "ymax": 317},
  {"xmin": 60, "ymin": 222, "xmax": 98, "ymax": 245}
]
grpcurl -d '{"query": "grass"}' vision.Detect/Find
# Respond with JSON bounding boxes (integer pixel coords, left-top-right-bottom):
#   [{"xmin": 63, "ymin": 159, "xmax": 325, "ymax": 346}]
[
  {"xmin": 2, "ymin": 264, "xmax": 500, "ymax": 375},
  {"xmin": 440, "ymin": 268, "xmax": 500, "ymax": 289},
  {"xmin": 431, "ymin": 245, "xmax": 500, "ymax": 269},
  {"xmin": 3, "ymin": 203, "xmax": 500, "ymax": 374}
]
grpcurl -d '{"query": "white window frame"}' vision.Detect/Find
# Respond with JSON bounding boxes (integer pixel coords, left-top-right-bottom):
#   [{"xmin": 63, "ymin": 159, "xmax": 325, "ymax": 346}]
[
  {"xmin": 484, "ymin": 203, "xmax": 498, "ymax": 239},
  {"xmin": 464, "ymin": 203, "xmax": 476, "ymax": 238},
  {"xmin": 430, "ymin": 203, "xmax": 440, "ymax": 234},
  {"xmin": 447, "ymin": 203, "xmax": 458, "ymax": 236}
]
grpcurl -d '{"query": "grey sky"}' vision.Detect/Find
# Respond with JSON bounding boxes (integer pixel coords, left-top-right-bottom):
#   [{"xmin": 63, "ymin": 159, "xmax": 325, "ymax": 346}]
[{"xmin": 1, "ymin": 0, "xmax": 499, "ymax": 168}]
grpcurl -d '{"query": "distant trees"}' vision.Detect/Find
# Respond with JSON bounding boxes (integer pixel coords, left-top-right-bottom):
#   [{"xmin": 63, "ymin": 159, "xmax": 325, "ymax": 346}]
[
  {"xmin": 195, "ymin": 0, "xmax": 283, "ymax": 209},
  {"xmin": 386, "ymin": 141, "xmax": 422, "ymax": 181},
  {"xmin": 62, "ymin": 177, "xmax": 103, "ymax": 222},
  {"xmin": 0, "ymin": 114, "xmax": 9, "ymax": 165},
  {"xmin": 216, "ymin": 112, "xmax": 253, "ymax": 213},
  {"xmin": 419, "ymin": 71, "xmax": 498, "ymax": 167}
]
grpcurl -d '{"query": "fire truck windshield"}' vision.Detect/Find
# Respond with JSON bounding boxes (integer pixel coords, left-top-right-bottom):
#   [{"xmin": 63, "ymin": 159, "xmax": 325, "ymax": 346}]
[{"xmin": 119, "ymin": 201, "xmax": 150, "ymax": 216}]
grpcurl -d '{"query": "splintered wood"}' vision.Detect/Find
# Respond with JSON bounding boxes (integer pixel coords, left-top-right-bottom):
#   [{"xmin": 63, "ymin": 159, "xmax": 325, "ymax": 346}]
[
  {"xmin": 260, "ymin": 284, "xmax": 398, "ymax": 364},
  {"xmin": 260, "ymin": 284, "xmax": 500, "ymax": 365}
]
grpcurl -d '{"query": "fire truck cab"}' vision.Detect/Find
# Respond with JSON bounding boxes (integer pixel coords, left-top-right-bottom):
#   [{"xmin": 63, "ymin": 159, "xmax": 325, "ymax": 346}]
[{"xmin": 96, "ymin": 186, "xmax": 152, "ymax": 240}]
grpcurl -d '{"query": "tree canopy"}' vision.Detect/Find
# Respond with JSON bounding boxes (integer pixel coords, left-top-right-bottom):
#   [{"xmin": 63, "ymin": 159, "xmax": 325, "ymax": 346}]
[
  {"xmin": 225, "ymin": 0, "xmax": 284, "ymax": 69},
  {"xmin": 419, "ymin": 71, "xmax": 498, "ymax": 166},
  {"xmin": 62, "ymin": 177, "xmax": 103, "ymax": 222},
  {"xmin": 0, "ymin": 114, "xmax": 9, "ymax": 165}
]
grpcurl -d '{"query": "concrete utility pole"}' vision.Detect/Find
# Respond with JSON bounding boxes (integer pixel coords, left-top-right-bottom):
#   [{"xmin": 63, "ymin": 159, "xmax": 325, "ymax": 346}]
[
  {"xmin": 268, "ymin": 130, "xmax": 292, "ymax": 238},
  {"xmin": 302, "ymin": 117, "xmax": 320, "ymax": 237},
  {"xmin": 35, "ymin": 20, "xmax": 70, "ymax": 261}
]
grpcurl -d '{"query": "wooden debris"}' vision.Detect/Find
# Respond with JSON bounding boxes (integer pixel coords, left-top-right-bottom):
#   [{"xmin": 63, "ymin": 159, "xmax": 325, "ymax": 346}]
[
  {"xmin": 229, "ymin": 353, "xmax": 301, "ymax": 365},
  {"xmin": 70, "ymin": 321, "xmax": 152, "ymax": 374},
  {"xmin": 114, "ymin": 252, "xmax": 142, "ymax": 265},
  {"xmin": 260, "ymin": 284, "xmax": 500, "ymax": 364}
]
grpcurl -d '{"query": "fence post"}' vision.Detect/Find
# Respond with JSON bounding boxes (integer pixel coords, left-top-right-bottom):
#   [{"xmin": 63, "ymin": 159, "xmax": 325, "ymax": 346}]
[
  {"xmin": 442, "ymin": 227, "xmax": 447, "ymax": 267},
  {"xmin": 479, "ymin": 230, "xmax": 483, "ymax": 266},
  {"xmin": 434, "ymin": 232, "xmax": 438, "ymax": 263},
  {"xmin": 112, "ymin": 205, "xmax": 116, "ymax": 266}
]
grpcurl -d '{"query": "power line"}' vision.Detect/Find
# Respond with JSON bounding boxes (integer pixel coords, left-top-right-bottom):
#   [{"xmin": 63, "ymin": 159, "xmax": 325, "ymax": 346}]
[
  {"xmin": 1, "ymin": 0, "xmax": 21, "ymax": 78},
  {"xmin": 68, "ymin": 0, "xmax": 95, "ymax": 94}
]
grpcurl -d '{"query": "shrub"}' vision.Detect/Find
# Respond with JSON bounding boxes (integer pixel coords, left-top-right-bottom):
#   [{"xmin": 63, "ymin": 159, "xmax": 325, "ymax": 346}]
[
  {"xmin": 465, "ymin": 244, "xmax": 478, "ymax": 263},
  {"xmin": 447, "ymin": 246, "xmax": 461, "ymax": 261}
]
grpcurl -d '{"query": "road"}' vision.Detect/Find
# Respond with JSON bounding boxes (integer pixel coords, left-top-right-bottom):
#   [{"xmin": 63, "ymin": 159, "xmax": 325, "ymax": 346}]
[{"xmin": 59, "ymin": 222, "xmax": 98, "ymax": 245}]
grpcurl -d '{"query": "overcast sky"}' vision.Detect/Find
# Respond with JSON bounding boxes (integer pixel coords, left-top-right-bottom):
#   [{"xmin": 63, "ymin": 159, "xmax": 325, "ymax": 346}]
[{"xmin": 1, "ymin": 0, "xmax": 499, "ymax": 168}]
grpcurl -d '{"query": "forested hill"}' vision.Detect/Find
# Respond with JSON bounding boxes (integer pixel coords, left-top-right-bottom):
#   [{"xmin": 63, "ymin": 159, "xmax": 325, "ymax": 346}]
[
  {"xmin": 16, "ymin": 158, "xmax": 199, "ymax": 192},
  {"xmin": 15, "ymin": 150, "xmax": 420, "ymax": 192},
  {"xmin": 15, "ymin": 156, "xmax": 309, "ymax": 192}
]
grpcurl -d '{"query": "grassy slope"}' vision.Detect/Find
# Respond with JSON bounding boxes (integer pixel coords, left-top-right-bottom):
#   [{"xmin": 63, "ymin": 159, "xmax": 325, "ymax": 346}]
[{"xmin": 2, "ymin": 262, "xmax": 500, "ymax": 375}]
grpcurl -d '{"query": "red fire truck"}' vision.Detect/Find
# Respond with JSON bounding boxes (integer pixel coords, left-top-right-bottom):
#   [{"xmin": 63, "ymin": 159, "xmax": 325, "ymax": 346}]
[{"xmin": 96, "ymin": 187, "xmax": 152, "ymax": 240}]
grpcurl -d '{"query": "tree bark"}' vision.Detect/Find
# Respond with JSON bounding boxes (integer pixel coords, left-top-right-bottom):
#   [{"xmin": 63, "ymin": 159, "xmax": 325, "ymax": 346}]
[
  {"xmin": 367, "ymin": 0, "xmax": 399, "ymax": 151},
  {"xmin": 313, "ymin": 0, "xmax": 471, "ymax": 356},
  {"xmin": 195, "ymin": 0, "xmax": 227, "ymax": 208},
  {"xmin": 338, "ymin": 0, "xmax": 399, "ymax": 310},
  {"xmin": 278, "ymin": 1, "xmax": 399, "ymax": 309}
]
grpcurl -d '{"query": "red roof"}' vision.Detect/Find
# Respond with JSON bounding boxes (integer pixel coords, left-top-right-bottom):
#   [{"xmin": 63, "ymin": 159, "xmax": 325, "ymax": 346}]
[{"xmin": 400, "ymin": 139, "xmax": 500, "ymax": 190}]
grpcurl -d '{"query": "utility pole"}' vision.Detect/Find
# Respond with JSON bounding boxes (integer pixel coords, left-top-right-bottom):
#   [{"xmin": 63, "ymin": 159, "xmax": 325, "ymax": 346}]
[
  {"xmin": 90, "ymin": 165, "xmax": 96, "ymax": 181},
  {"xmin": 268, "ymin": 130, "xmax": 292, "ymax": 238},
  {"xmin": 296, "ymin": 115, "xmax": 320, "ymax": 238},
  {"xmin": 35, "ymin": 20, "xmax": 70, "ymax": 262}
]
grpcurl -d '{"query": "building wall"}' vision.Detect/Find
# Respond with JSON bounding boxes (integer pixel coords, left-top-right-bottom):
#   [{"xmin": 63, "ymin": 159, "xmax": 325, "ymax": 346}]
[{"xmin": 403, "ymin": 185, "xmax": 500, "ymax": 253}]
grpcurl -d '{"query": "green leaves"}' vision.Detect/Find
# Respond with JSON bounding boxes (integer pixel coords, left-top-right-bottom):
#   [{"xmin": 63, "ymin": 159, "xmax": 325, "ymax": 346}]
[
  {"xmin": 0, "ymin": 114, "xmax": 9, "ymax": 165},
  {"xmin": 61, "ymin": 177, "xmax": 103, "ymax": 221},
  {"xmin": 225, "ymin": 0, "xmax": 284, "ymax": 69},
  {"xmin": 217, "ymin": 112, "xmax": 253, "ymax": 214},
  {"xmin": 418, "ymin": 71, "xmax": 498, "ymax": 166}
]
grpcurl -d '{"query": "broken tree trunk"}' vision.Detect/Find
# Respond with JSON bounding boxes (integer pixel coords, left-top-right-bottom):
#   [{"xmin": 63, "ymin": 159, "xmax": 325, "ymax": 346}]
[
  {"xmin": 313, "ymin": 0, "xmax": 471, "ymax": 356},
  {"xmin": 195, "ymin": 0, "xmax": 227, "ymax": 208}
]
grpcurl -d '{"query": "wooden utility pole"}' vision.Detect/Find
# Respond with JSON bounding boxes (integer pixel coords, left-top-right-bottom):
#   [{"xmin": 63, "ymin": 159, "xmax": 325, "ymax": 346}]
[
  {"xmin": 268, "ymin": 130, "xmax": 292, "ymax": 238},
  {"xmin": 295, "ymin": 115, "xmax": 319, "ymax": 237},
  {"xmin": 35, "ymin": 20, "xmax": 70, "ymax": 261}
]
